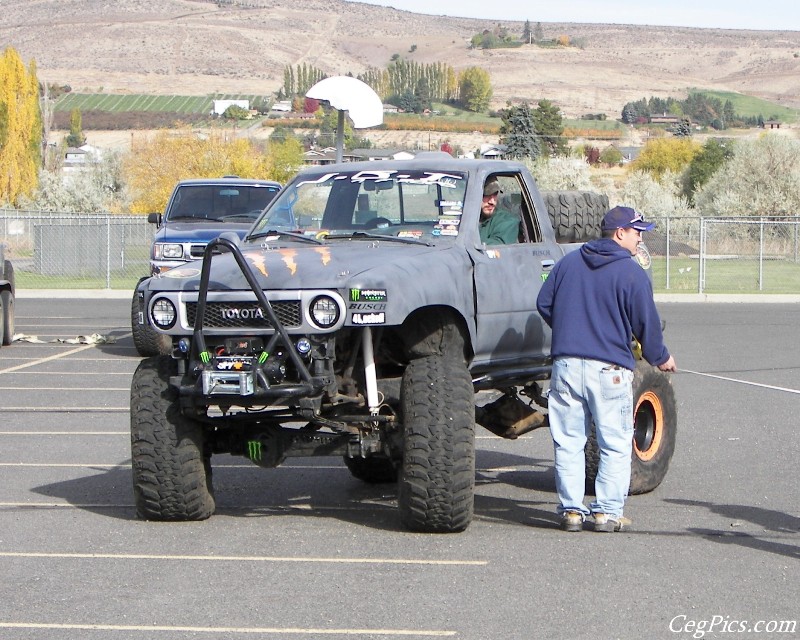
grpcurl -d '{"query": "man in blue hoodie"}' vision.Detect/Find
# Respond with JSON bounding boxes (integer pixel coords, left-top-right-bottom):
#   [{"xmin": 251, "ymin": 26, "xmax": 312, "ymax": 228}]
[{"xmin": 536, "ymin": 206, "xmax": 676, "ymax": 533}]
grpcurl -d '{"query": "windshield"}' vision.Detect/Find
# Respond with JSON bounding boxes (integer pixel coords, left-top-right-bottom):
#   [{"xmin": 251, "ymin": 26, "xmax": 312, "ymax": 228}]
[
  {"xmin": 250, "ymin": 169, "xmax": 467, "ymax": 243},
  {"xmin": 166, "ymin": 184, "xmax": 280, "ymax": 223}
]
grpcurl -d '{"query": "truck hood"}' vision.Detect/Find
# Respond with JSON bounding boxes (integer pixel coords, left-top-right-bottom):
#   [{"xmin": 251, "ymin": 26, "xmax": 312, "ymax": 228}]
[
  {"xmin": 154, "ymin": 221, "xmax": 253, "ymax": 244},
  {"xmin": 147, "ymin": 238, "xmax": 449, "ymax": 292}
]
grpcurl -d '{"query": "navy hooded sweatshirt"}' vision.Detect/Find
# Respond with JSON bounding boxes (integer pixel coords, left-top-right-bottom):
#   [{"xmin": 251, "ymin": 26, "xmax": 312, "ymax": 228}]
[{"xmin": 536, "ymin": 238, "xmax": 670, "ymax": 371}]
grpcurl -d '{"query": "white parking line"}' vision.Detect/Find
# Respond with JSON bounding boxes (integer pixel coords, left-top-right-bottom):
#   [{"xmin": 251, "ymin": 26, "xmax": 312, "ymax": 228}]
[
  {"xmin": 0, "ymin": 622, "xmax": 457, "ymax": 636},
  {"xmin": 679, "ymin": 368, "xmax": 800, "ymax": 394},
  {"xmin": 0, "ymin": 550, "xmax": 486, "ymax": 566},
  {"xmin": 0, "ymin": 343, "xmax": 97, "ymax": 373}
]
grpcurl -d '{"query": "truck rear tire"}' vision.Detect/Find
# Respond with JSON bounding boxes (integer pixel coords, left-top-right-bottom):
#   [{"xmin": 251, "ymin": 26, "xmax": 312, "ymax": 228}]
[
  {"xmin": 0, "ymin": 290, "xmax": 13, "ymax": 346},
  {"xmin": 130, "ymin": 356, "xmax": 215, "ymax": 521},
  {"xmin": 131, "ymin": 278, "xmax": 172, "ymax": 357},
  {"xmin": 398, "ymin": 353, "xmax": 475, "ymax": 533},
  {"xmin": 541, "ymin": 191, "xmax": 608, "ymax": 243},
  {"xmin": 585, "ymin": 361, "xmax": 677, "ymax": 494}
]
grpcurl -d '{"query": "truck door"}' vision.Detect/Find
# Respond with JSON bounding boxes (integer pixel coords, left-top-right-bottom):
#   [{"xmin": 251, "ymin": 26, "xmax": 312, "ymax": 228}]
[{"xmin": 469, "ymin": 173, "xmax": 560, "ymax": 369}]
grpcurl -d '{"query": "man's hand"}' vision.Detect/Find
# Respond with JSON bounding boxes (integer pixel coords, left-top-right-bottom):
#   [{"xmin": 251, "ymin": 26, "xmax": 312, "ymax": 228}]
[{"xmin": 658, "ymin": 355, "xmax": 677, "ymax": 372}]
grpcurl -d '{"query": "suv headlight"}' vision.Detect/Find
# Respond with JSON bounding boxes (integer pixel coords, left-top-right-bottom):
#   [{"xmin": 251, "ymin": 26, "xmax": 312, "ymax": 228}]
[
  {"xmin": 309, "ymin": 295, "xmax": 340, "ymax": 328},
  {"xmin": 151, "ymin": 298, "xmax": 177, "ymax": 329},
  {"xmin": 153, "ymin": 243, "xmax": 184, "ymax": 260}
]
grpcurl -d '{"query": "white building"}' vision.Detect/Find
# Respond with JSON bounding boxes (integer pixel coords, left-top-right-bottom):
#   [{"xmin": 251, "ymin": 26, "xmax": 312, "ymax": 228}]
[{"xmin": 211, "ymin": 99, "xmax": 250, "ymax": 116}]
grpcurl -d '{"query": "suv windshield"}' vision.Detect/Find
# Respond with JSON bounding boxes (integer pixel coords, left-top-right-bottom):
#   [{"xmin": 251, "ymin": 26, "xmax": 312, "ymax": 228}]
[
  {"xmin": 250, "ymin": 169, "xmax": 467, "ymax": 242},
  {"xmin": 167, "ymin": 184, "xmax": 281, "ymax": 223}
]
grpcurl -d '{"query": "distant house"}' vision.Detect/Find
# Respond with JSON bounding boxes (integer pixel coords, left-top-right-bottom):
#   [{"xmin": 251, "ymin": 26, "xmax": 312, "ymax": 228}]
[
  {"xmin": 350, "ymin": 148, "xmax": 415, "ymax": 161},
  {"xmin": 479, "ymin": 143, "xmax": 507, "ymax": 159},
  {"xmin": 649, "ymin": 113, "xmax": 680, "ymax": 125},
  {"xmin": 763, "ymin": 120, "xmax": 781, "ymax": 129},
  {"xmin": 212, "ymin": 99, "xmax": 249, "ymax": 116},
  {"xmin": 62, "ymin": 144, "xmax": 102, "ymax": 181},
  {"xmin": 303, "ymin": 148, "xmax": 339, "ymax": 165},
  {"xmin": 613, "ymin": 145, "xmax": 642, "ymax": 164},
  {"xmin": 270, "ymin": 101, "xmax": 292, "ymax": 113},
  {"xmin": 382, "ymin": 103, "xmax": 400, "ymax": 114}
]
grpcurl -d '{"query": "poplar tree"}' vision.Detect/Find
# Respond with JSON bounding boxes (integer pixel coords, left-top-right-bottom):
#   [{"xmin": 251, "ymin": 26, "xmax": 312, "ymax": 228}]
[{"xmin": 0, "ymin": 47, "xmax": 42, "ymax": 205}]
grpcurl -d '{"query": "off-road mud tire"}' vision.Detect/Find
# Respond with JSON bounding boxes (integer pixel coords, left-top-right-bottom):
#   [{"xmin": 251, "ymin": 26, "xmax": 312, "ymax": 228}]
[
  {"xmin": 585, "ymin": 361, "xmax": 677, "ymax": 494},
  {"xmin": 0, "ymin": 290, "xmax": 14, "ymax": 346},
  {"xmin": 3, "ymin": 260, "xmax": 14, "ymax": 290},
  {"xmin": 398, "ymin": 353, "xmax": 475, "ymax": 533},
  {"xmin": 130, "ymin": 355, "xmax": 215, "ymax": 520},
  {"xmin": 541, "ymin": 190, "xmax": 608, "ymax": 243},
  {"xmin": 131, "ymin": 278, "xmax": 172, "ymax": 357},
  {"xmin": 344, "ymin": 455, "xmax": 399, "ymax": 484}
]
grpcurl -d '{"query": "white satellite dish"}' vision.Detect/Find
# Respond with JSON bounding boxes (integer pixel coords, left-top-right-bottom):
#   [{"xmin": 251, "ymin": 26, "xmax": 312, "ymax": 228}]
[{"xmin": 306, "ymin": 76, "xmax": 384, "ymax": 161}]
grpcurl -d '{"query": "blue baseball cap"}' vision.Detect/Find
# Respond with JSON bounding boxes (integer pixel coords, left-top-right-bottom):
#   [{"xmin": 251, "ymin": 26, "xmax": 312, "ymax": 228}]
[{"xmin": 601, "ymin": 206, "xmax": 655, "ymax": 232}]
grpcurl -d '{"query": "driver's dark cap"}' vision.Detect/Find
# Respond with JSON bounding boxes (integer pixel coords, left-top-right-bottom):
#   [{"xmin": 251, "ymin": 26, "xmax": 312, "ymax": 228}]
[{"xmin": 483, "ymin": 180, "xmax": 502, "ymax": 196}]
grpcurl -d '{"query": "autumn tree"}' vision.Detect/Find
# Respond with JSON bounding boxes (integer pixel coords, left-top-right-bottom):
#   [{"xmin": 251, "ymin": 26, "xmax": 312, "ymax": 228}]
[
  {"xmin": 458, "ymin": 67, "xmax": 492, "ymax": 113},
  {"xmin": 628, "ymin": 137, "xmax": 701, "ymax": 181},
  {"xmin": 0, "ymin": 46, "xmax": 42, "ymax": 205},
  {"xmin": 124, "ymin": 130, "xmax": 277, "ymax": 214}
]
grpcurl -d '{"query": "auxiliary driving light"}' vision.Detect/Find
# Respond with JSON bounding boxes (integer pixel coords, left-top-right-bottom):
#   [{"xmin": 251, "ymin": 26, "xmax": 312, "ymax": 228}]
[
  {"xmin": 151, "ymin": 298, "xmax": 177, "ymax": 329},
  {"xmin": 309, "ymin": 295, "xmax": 339, "ymax": 328}
]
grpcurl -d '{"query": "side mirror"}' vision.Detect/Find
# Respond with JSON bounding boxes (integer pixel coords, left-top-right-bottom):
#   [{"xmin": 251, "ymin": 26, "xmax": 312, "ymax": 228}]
[{"xmin": 147, "ymin": 213, "xmax": 161, "ymax": 225}]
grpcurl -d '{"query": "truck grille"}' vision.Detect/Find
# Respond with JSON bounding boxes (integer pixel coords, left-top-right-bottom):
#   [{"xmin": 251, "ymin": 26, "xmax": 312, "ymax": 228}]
[
  {"xmin": 186, "ymin": 301, "xmax": 302, "ymax": 329},
  {"xmin": 188, "ymin": 244, "xmax": 207, "ymax": 259}
]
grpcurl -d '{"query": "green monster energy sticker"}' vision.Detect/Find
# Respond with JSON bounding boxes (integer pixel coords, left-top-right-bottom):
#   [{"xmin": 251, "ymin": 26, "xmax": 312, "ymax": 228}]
[
  {"xmin": 199, "ymin": 351, "xmax": 210, "ymax": 363},
  {"xmin": 349, "ymin": 288, "xmax": 388, "ymax": 302},
  {"xmin": 247, "ymin": 440, "xmax": 262, "ymax": 461},
  {"xmin": 258, "ymin": 352, "xmax": 269, "ymax": 364}
]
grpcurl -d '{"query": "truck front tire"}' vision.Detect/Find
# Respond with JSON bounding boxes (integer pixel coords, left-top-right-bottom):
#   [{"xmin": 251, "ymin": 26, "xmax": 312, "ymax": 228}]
[
  {"xmin": 398, "ymin": 353, "xmax": 475, "ymax": 533},
  {"xmin": 130, "ymin": 356, "xmax": 215, "ymax": 521}
]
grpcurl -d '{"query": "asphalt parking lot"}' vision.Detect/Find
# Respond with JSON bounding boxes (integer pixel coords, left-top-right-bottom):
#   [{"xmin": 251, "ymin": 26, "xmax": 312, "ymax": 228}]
[{"xmin": 0, "ymin": 296, "xmax": 798, "ymax": 640}]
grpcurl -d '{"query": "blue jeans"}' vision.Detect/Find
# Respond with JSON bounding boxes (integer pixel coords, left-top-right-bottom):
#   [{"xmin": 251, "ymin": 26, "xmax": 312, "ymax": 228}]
[{"xmin": 549, "ymin": 357, "xmax": 634, "ymax": 518}]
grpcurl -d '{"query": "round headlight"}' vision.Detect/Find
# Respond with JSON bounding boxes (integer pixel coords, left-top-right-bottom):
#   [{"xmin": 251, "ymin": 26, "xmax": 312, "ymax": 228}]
[
  {"xmin": 151, "ymin": 298, "xmax": 177, "ymax": 329},
  {"xmin": 310, "ymin": 295, "xmax": 339, "ymax": 328}
]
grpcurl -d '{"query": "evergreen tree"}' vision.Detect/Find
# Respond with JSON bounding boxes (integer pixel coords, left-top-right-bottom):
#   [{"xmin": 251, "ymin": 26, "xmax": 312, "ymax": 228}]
[
  {"xmin": 683, "ymin": 138, "xmax": 734, "ymax": 203},
  {"xmin": 533, "ymin": 99, "xmax": 568, "ymax": 155},
  {"xmin": 534, "ymin": 22, "xmax": 544, "ymax": 42},
  {"xmin": 499, "ymin": 102, "xmax": 541, "ymax": 160},
  {"xmin": 522, "ymin": 20, "xmax": 532, "ymax": 43}
]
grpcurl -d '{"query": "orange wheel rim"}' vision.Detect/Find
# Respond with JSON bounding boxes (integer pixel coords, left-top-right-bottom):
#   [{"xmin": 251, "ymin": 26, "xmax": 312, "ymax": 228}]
[{"xmin": 633, "ymin": 390, "xmax": 663, "ymax": 461}]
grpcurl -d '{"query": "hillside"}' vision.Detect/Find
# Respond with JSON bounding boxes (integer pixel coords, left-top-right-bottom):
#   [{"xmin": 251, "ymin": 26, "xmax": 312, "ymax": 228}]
[{"xmin": 2, "ymin": 0, "xmax": 799, "ymax": 119}]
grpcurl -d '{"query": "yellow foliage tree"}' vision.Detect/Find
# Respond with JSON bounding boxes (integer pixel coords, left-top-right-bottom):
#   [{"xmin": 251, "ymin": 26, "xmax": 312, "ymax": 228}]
[
  {"xmin": 124, "ymin": 130, "xmax": 292, "ymax": 214},
  {"xmin": 0, "ymin": 47, "xmax": 42, "ymax": 206},
  {"xmin": 628, "ymin": 137, "xmax": 701, "ymax": 180}
]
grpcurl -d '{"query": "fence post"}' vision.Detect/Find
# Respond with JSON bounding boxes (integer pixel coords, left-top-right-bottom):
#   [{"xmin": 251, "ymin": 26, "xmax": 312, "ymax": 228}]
[
  {"xmin": 758, "ymin": 217, "xmax": 764, "ymax": 291},
  {"xmin": 106, "ymin": 215, "xmax": 111, "ymax": 289},
  {"xmin": 665, "ymin": 214, "xmax": 671, "ymax": 290},
  {"xmin": 698, "ymin": 218, "xmax": 704, "ymax": 294}
]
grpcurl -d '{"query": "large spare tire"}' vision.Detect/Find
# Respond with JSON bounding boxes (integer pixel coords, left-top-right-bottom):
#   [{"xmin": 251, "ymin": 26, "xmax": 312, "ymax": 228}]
[{"xmin": 540, "ymin": 191, "xmax": 608, "ymax": 243}]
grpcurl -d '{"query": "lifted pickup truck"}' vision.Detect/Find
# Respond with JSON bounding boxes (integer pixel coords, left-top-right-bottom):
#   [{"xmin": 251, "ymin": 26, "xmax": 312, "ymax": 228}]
[
  {"xmin": 0, "ymin": 243, "xmax": 15, "ymax": 348},
  {"xmin": 132, "ymin": 176, "xmax": 282, "ymax": 356},
  {"xmin": 130, "ymin": 154, "xmax": 676, "ymax": 532}
]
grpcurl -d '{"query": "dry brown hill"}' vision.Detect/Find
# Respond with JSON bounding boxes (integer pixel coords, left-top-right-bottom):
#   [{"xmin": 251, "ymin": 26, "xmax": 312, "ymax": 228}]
[{"xmin": 2, "ymin": 0, "xmax": 799, "ymax": 117}]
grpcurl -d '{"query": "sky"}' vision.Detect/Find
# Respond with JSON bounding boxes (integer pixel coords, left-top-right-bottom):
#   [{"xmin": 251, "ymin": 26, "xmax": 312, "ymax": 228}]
[{"xmin": 347, "ymin": 0, "xmax": 800, "ymax": 31}]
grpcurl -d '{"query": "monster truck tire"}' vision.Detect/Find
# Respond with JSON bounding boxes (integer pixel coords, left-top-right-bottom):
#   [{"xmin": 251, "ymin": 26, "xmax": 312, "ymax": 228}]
[
  {"xmin": 131, "ymin": 277, "xmax": 172, "ymax": 357},
  {"xmin": 585, "ymin": 360, "xmax": 677, "ymax": 495},
  {"xmin": 130, "ymin": 355, "xmax": 215, "ymax": 521},
  {"xmin": 398, "ymin": 353, "xmax": 475, "ymax": 533},
  {"xmin": 0, "ymin": 290, "xmax": 14, "ymax": 346},
  {"xmin": 540, "ymin": 191, "xmax": 608, "ymax": 243},
  {"xmin": 344, "ymin": 455, "xmax": 399, "ymax": 484}
]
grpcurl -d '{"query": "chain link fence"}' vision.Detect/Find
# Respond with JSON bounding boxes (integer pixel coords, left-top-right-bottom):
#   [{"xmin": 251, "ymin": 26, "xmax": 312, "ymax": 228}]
[{"xmin": 2, "ymin": 209, "xmax": 800, "ymax": 294}]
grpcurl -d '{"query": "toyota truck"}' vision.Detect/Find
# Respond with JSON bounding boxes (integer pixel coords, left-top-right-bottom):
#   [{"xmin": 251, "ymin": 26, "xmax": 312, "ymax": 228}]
[{"xmin": 130, "ymin": 154, "xmax": 676, "ymax": 533}]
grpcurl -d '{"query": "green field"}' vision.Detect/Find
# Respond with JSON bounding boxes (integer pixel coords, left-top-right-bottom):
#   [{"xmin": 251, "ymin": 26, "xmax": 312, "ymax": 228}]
[
  {"xmin": 53, "ymin": 93, "xmax": 272, "ymax": 114},
  {"xmin": 690, "ymin": 88, "xmax": 799, "ymax": 123}
]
